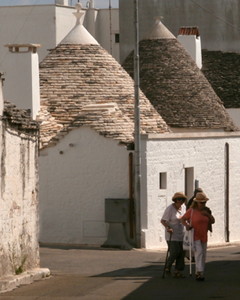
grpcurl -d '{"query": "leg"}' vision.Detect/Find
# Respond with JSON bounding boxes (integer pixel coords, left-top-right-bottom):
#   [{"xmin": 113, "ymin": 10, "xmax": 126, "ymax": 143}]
[
  {"xmin": 165, "ymin": 241, "xmax": 185, "ymax": 278},
  {"xmin": 194, "ymin": 240, "xmax": 207, "ymax": 280},
  {"xmin": 201, "ymin": 242, "xmax": 207, "ymax": 275},
  {"xmin": 194, "ymin": 240, "xmax": 203, "ymax": 273},
  {"xmin": 175, "ymin": 241, "xmax": 185, "ymax": 272},
  {"xmin": 166, "ymin": 241, "xmax": 179, "ymax": 271}
]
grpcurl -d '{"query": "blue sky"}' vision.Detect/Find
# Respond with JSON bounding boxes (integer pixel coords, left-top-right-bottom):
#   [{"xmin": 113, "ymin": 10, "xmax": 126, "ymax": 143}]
[{"xmin": 0, "ymin": 0, "xmax": 119, "ymax": 8}]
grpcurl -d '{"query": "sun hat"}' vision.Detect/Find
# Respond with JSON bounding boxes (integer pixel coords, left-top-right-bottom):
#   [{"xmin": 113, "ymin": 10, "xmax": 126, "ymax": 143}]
[
  {"xmin": 172, "ymin": 192, "xmax": 187, "ymax": 202},
  {"xmin": 193, "ymin": 192, "xmax": 209, "ymax": 202},
  {"xmin": 194, "ymin": 187, "xmax": 203, "ymax": 195}
]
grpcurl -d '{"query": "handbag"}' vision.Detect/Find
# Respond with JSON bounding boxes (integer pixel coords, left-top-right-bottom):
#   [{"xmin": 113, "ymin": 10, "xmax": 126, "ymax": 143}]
[
  {"xmin": 183, "ymin": 209, "xmax": 195, "ymax": 252},
  {"xmin": 183, "ymin": 228, "xmax": 195, "ymax": 252}
]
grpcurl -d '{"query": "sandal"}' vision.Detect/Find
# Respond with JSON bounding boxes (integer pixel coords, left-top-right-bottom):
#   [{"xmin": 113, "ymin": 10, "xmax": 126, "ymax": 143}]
[
  {"xmin": 195, "ymin": 272, "xmax": 205, "ymax": 281},
  {"xmin": 165, "ymin": 268, "xmax": 171, "ymax": 276},
  {"xmin": 174, "ymin": 271, "xmax": 185, "ymax": 278}
]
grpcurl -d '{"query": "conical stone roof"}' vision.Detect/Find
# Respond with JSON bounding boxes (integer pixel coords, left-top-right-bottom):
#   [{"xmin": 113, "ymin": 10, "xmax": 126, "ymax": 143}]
[
  {"xmin": 123, "ymin": 20, "xmax": 237, "ymax": 131},
  {"xmin": 37, "ymin": 10, "xmax": 170, "ymax": 149},
  {"xmin": 202, "ymin": 50, "xmax": 240, "ymax": 109}
]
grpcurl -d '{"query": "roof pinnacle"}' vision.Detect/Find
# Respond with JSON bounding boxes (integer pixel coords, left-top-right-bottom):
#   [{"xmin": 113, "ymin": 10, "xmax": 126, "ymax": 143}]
[
  {"xmin": 73, "ymin": 3, "xmax": 84, "ymax": 25},
  {"xmin": 59, "ymin": 1, "xmax": 98, "ymax": 45}
]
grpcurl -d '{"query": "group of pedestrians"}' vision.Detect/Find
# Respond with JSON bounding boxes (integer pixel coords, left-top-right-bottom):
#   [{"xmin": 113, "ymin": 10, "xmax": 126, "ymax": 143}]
[{"xmin": 161, "ymin": 188, "xmax": 215, "ymax": 281}]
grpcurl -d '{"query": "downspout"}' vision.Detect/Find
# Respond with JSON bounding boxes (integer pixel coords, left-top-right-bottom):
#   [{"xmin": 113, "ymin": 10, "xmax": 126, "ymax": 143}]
[
  {"xmin": 134, "ymin": 0, "xmax": 141, "ymax": 248},
  {"xmin": 0, "ymin": 73, "xmax": 4, "ymax": 116},
  {"xmin": 225, "ymin": 143, "xmax": 230, "ymax": 242},
  {"xmin": 128, "ymin": 152, "xmax": 135, "ymax": 239},
  {"xmin": 109, "ymin": 0, "xmax": 113, "ymax": 55}
]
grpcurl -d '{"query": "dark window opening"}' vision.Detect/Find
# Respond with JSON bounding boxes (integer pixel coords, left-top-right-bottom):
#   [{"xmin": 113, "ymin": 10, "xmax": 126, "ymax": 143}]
[
  {"xmin": 115, "ymin": 33, "xmax": 120, "ymax": 43},
  {"xmin": 159, "ymin": 172, "xmax": 167, "ymax": 189}
]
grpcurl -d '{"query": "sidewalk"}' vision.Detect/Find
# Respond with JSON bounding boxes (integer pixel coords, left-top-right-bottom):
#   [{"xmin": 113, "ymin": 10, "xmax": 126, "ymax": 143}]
[{"xmin": 0, "ymin": 243, "xmax": 240, "ymax": 299}]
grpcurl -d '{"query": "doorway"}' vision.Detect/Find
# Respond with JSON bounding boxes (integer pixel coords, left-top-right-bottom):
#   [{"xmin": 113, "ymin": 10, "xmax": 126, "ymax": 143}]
[{"xmin": 184, "ymin": 167, "xmax": 194, "ymax": 199}]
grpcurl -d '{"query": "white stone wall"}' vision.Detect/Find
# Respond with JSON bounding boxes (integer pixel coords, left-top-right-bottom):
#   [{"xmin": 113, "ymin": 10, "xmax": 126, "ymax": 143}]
[
  {"xmin": 227, "ymin": 108, "xmax": 240, "ymax": 128},
  {"xmin": 94, "ymin": 8, "xmax": 120, "ymax": 62},
  {"xmin": 0, "ymin": 124, "xmax": 39, "ymax": 277},
  {"xmin": 3, "ymin": 48, "xmax": 41, "ymax": 120},
  {"xmin": 177, "ymin": 35, "xmax": 202, "ymax": 69},
  {"xmin": 0, "ymin": 5, "xmax": 120, "ymax": 77},
  {"xmin": 141, "ymin": 133, "xmax": 240, "ymax": 249},
  {"xmin": 0, "ymin": 6, "xmax": 59, "ymax": 65},
  {"xmin": 39, "ymin": 127, "xmax": 130, "ymax": 245}
]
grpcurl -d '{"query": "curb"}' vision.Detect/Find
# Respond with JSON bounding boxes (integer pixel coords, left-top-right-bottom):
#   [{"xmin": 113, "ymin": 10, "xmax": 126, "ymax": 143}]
[{"xmin": 0, "ymin": 268, "xmax": 51, "ymax": 294}]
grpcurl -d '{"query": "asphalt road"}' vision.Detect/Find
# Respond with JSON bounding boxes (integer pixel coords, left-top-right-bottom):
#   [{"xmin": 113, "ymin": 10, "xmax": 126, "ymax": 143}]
[{"xmin": 0, "ymin": 244, "xmax": 240, "ymax": 300}]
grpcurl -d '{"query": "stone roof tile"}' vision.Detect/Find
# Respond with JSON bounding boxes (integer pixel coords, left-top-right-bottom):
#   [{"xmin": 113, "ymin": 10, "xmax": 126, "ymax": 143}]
[
  {"xmin": 3, "ymin": 101, "xmax": 39, "ymax": 133},
  {"xmin": 202, "ymin": 50, "xmax": 240, "ymax": 109},
  {"xmin": 38, "ymin": 44, "xmax": 170, "ymax": 149},
  {"xmin": 122, "ymin": 38, "xmax": 237, "ymax": 131}
]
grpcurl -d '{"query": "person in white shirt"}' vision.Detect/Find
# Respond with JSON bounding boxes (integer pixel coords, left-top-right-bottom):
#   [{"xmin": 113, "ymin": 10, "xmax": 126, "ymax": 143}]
[{"xmin": 161, "ymin": 192, "xmax": 187, "ymax": 278}]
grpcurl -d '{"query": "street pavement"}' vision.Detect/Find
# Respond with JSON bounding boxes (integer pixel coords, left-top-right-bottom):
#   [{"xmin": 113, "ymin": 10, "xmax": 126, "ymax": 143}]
[{"xmin": 0, "ymin": 243, "xmax": 240, "ymax": 300}]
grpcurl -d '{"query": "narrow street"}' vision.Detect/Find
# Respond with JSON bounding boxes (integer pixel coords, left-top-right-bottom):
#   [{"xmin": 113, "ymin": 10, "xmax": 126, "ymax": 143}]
[{"xmin": 0, "ymin": 244, "xmax": 240, "ymax": 299}]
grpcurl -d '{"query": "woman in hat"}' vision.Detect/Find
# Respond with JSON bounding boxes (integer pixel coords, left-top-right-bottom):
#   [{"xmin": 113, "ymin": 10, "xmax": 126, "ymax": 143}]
[
  {"xmin": 181, "ymin": 192, "xmax": 215, "ymax": 281},
  {"xmin": 161, "ymin": 192, "xmax": 187, "ymax": 278},
  {"xmin": 186, "ymin": 187, "xmax": 203, "ymax": 209}
]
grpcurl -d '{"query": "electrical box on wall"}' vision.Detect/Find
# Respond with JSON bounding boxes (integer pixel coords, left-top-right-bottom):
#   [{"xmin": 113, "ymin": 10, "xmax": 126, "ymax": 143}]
[{"xmin": 105, "ymin": 198, "xmax": 129, "ymax": 223}]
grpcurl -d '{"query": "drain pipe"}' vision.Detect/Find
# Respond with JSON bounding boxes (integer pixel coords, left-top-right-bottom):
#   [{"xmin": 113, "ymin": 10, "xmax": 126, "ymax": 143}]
[{"xmin": 134, "ymin": 0, "xmax": 141, "ymax": 248}]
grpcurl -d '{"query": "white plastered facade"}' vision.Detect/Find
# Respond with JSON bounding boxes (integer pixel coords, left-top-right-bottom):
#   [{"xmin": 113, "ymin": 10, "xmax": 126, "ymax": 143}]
[
  {"xmin": 39, "ymin": 126, "xmax": 240, "ymax": 249},
  {"xmin": 0, "ymin": 4, "xmax": 119, "ymax": 70},
  {"xmin": 39, "ymin": 127, "xmax": 130, "ymax": 245},
  {"xmin": 0, "ymin": 123, "xmax": 40, "ymax": 277},
  {"xmin": 140, "ymin": 132, "xmax": 240, "ymax": 249}
]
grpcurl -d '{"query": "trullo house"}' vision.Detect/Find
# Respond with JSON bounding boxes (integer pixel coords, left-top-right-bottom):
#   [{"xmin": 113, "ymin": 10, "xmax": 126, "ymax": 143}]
[
  {"xmin": 121, "ymin": 19, "xmax": 240, "ymax": 248},
  {"xmin": 37, "ymin": 4, "xmax": 169, "ymax": 248},
  {"xmin": 35, "ymin": 6, "xmax": 240, "ymax": 249}
]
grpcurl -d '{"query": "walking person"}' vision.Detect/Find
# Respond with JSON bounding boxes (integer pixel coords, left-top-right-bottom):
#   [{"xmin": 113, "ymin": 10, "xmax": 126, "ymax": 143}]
[
  {"xmin": 181, "ymin": 192, "xmax": 215, "ymax": 281},
  {"xmin": 186, "ymin": 187, "xmax": 203, "ymax": 209},
  {"xmin": 185, "ymin": 187, "xmax": 203, "ymax": 262},
  {"xmin": 161, "ymin": 192, "xmax": 187, "ymax": 278}
]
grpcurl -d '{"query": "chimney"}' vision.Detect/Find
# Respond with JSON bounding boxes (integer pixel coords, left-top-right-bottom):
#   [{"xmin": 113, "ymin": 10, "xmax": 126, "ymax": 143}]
[
  {"xmin": 4, "ymin": 43, "xmax": 41, "ymax": 120},
  {"xmin": 84, "ymin": 0, "xmax": 97, "ymax": 38},
  {"xmin": 177, "ymin": 26, "xmax": 202, "ymax": 69},
  {"xmin": 0, "ymin": 73, "xmax": 4, "ymax": 116}
]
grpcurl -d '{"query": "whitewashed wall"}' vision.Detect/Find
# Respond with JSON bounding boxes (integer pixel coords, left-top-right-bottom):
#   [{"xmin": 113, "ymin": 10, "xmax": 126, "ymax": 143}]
[
  {"xmin": 94, "ymin": 8, "xmax": 120, "ymax": 62},
  {"xmin": 0, "ymin": 123, "xmax": 39, "ymax": 277},
  {"xmin": 0, "ymin": 5, "xmax": 120, "ymax": 77},
  {"xmin": 39, "ymin": 127, "xmax": 130, "ymax": 245},
  {"xmin": 0, "ymin": 6, "xmax": 58, "ymax": 65},
  {"xmin": 227, "ymin": 108, "xmax": 240, "ymax": 128},
  {"xmin": 141, "ymin": 132, "xmax": 240, "ymax": 249}
]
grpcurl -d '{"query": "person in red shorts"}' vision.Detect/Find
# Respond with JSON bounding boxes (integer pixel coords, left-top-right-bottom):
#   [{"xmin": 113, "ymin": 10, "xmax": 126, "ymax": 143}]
[{"xmin": 181, "ymin": 192, "xmax": 215, "ymax": 281}]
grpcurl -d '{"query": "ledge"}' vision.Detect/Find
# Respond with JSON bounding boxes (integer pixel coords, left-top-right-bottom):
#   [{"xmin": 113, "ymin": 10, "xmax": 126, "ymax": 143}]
[
  {"xmin": 143, "ymin": 131, "xmax": 240, "ymax": 140},
  {"xmin": 0, "ymin": 268, "xmax": 50, "ymax": 294}
]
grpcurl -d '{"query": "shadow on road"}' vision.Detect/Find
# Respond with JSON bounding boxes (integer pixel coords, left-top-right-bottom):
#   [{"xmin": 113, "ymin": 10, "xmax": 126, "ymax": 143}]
[{"xmin": 92, "ymin": 258, "xmax": 240, "ymax": 300}]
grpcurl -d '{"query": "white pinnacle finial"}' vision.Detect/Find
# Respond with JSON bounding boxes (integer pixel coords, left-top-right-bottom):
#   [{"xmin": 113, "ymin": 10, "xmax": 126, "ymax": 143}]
[
  {"xmin": 87, "ymin": 0, "xmax": 95, "ymax": 8},
  {"xmin": 60, "ymin": 1, "xmax": 99, "ymax": 45},
  {"xmin": 155, "ymin": 16, "xmax": 164, "ymax": 23},
  {"xmin": 73, "ymin": 3, "xmax": 84, "ymax": 25}
]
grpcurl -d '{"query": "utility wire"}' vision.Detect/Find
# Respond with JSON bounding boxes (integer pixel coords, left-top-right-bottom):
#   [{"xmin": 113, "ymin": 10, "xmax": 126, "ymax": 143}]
[{"xmin": 189, "ymin": 0, "xmax": 240, "ymax": 31}]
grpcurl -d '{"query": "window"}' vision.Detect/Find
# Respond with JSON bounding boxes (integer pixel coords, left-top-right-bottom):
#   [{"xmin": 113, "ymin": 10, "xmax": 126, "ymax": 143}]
[
  {"xmin": 115, "ymin": 33, "xmax": 120, "ymax": 43},
  {"xmin": 159, "ymin": 172, "xmax": 167, "ymax": 189}
]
